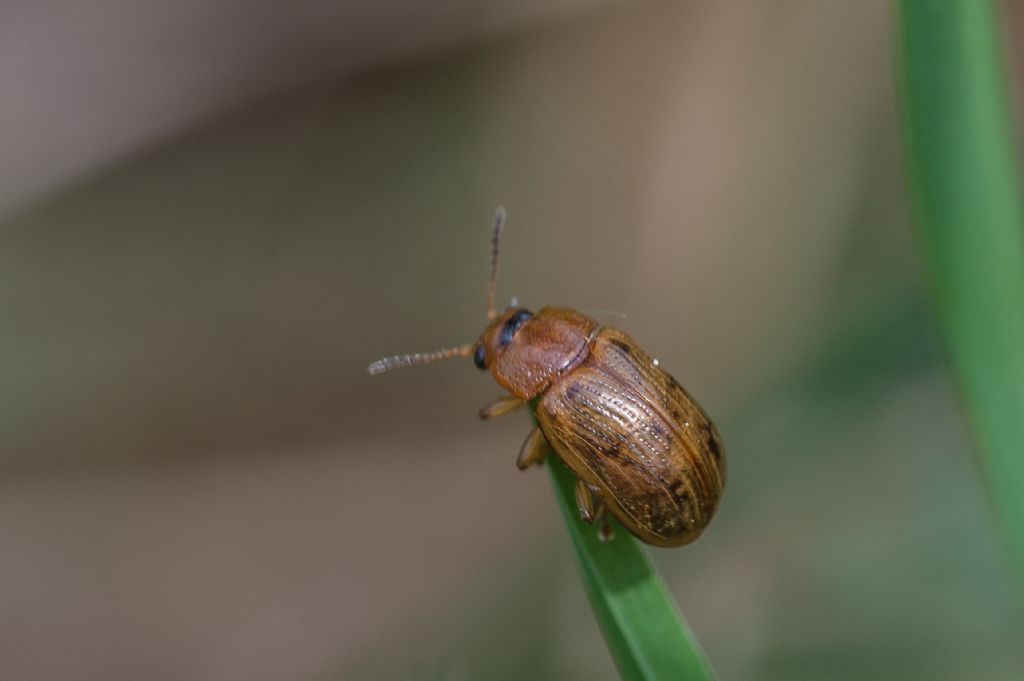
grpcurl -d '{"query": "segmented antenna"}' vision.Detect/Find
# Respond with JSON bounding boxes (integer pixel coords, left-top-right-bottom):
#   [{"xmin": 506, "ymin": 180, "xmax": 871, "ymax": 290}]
[
  {"xmin": 368, "ymin": 209, "xmax": 505, "ymax": 377},
  {"xmin": 486, "ymin": 206, "xmax": 506, "ymax": 320},
  {"xmin": 367, "ymin": 344, "xmax": 473, "ymax": 375},
  {"xmin": 580, "ymin": 308, "xmax": 628, "ymax": 321}
]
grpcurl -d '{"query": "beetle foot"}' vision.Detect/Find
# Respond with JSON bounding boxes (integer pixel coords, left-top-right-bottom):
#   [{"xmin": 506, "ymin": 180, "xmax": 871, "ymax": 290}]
[
  {"xmin": 575, "ymin": 479, "xmax": 597, "ymax": 523},
  {"xmin": 516, "ymin": 427, "xmax": 549, "ymax": 470},
  {"xmin": 479, "ymin": 396, "xmax": 526, "ymax": 420},
  {"xmin": 586, "ymin": 496, "xmax": 614, "ymax": 542}
]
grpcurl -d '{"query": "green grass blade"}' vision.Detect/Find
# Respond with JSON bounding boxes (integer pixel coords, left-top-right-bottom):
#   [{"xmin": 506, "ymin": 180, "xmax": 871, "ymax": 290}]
[
  {"xmin": 540, "ymin": 417, "xmax": 715, "ymax": 681},
  {"xmin": 897, "ymin": 0, "xmax": 1024, "ymax": 580}
]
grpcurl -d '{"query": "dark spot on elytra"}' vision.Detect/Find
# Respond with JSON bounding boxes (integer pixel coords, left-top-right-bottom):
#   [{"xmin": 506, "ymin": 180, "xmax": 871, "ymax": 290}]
[
  {"xmin": 666, "ymin": 374, "xmax": 681, "ymax": 390},
  {"xmin": 644, "ymin": 492, "xmax": 679, "ymax": 531},
  {"xmin": 600, "ymin": 441, "xmax": 626, "ymax": 461},
  {"xmin": 564, "ymin": 382, "xmax": 582, "ymax": 402},
  {"xmin": 610, "ymin": 338, "xmax": 632, "ymax": 355},
  {"xmin": 649, "ymin": 422, "xmax": 666, "ymax": 438},
  {"xmin": 707, "ymin": 432, "xmax": 722, "ymax": 459}
]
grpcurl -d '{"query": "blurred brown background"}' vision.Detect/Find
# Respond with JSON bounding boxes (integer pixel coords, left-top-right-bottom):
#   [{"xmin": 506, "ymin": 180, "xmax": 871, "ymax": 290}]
[{"xmin": 2, "ymin": 2, "xmax": 1023, "ymax": 680}]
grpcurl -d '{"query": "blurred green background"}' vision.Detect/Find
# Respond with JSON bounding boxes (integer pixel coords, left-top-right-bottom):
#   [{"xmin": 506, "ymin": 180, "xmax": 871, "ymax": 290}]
[{"xmin": 2, "ymin": 2, "xmax": 1023, "ymax": 679}]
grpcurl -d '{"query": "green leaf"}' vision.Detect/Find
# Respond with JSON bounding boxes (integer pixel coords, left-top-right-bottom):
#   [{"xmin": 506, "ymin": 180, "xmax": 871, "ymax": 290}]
[
  {"xmin": 537, "ymin": 406, "xmax": 716, "ymax": 681},
  {"xmin": 897, "ymin": 0, "xmax": 1024, "ymax": 581}
]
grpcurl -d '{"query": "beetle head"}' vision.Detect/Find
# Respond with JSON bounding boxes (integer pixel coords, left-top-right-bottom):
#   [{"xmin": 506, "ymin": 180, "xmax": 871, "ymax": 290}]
[{"xmin": 473, "ymin": 306, "xmax": 533, "ymax": 371}]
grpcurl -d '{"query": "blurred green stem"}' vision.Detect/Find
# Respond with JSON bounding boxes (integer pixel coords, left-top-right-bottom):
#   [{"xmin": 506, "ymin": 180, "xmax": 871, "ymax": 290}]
[
  {"xmin": 531, "ymin": 404, "xmax": 715, "ymax": 681},
  {"xmin": 898, "ymin": 0, "xmax": 1024, "ymax": 580}
]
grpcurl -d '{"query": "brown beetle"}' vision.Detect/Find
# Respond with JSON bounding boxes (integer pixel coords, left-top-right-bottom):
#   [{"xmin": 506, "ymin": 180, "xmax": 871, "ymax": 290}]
[{"xmin": 369, "ymin": 208, "xmax": 725, "ymax": 547}]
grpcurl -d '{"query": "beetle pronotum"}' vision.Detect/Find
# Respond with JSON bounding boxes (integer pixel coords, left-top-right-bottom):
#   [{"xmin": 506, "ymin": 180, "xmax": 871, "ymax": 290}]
[{"xmin": 369, "ymin": 208, "xmax": 725, "ymax": 547}]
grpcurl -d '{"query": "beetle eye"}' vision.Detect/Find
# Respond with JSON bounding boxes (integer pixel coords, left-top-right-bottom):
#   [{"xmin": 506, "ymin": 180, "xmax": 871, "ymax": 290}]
[
  {"xmin": 499, "ymin": 309, "xmax": 533, "ymax": 347},
  {"xmin": 473, "ymin": 345, "xmax": 487, "ymax": 370}
]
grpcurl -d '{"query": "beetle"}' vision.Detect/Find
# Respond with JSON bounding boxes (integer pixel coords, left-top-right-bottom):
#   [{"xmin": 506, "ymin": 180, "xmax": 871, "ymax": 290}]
[{"xmin": 369, "ymin": 208, "xmax": 725, "ymax": 547}]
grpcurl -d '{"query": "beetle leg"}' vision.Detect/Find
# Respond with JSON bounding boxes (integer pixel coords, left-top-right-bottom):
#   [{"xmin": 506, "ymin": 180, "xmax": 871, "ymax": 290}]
[
  {"xmin": 479, "ymin": 396, "xmax": 526, "ymax": 420},
  {"xmin": 575, "ymin": 479, "xmax": 598, "ymax": 523},
  {"xmin": 516, "ymin": 427, "xmax": 549, "ymax": 470},
  {"xmin": 597, "ymin": 513, "xmax": 615, "ymax": 543},
  {"xmin": 581, "ymin": 491, "xmax": 614, "ymax": 541}
]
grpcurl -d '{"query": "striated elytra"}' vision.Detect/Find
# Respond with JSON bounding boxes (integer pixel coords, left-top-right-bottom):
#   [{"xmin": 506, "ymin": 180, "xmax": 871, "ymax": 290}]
[{"xmin": 369, "ymin": 208, "xmax": 725, "ymax": 547}]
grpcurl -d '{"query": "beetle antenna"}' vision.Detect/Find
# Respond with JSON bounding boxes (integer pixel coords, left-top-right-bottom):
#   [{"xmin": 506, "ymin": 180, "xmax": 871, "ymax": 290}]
[
  {"xmin": 486, "ymin": 206, "xmax": 506, "ymax": 321},
  {"xmin": 368, "ymin": 344, "xmax": 474, "ymax": 375},
  {"xmin": 580, "ymin": 308, "xmax": 628, "ymax": 321}
]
